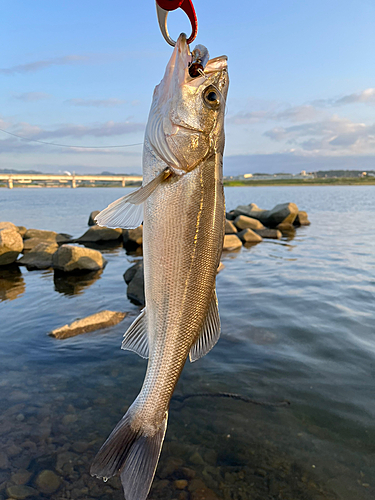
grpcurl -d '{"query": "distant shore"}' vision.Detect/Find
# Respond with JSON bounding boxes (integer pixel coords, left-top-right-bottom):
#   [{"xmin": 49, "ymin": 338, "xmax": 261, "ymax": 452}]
[{"xmin": 223, "ymin": 177, "xmax": 375, "ymax": 187}]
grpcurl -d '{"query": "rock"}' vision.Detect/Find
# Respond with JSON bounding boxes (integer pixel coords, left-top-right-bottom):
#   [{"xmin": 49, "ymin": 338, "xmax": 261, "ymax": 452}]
[
  {"xmin": 0, "ymin": 229, "xmax": 23, "ymax": 265},
  {"xmin": 189, "ymin": 452, "xmax": 205, "ymax": 466},
  {"xmin": 49, "ymin": 310, "xmax": 127, "ymax": 339},
  {"xmin": 222, "ymin": 234, "xmax": 242, "ymax": 251},
  {"xmin": 237, "ymin": 228, "xmax": 262, "ymax": 243},
  {"xmin": 75, "ymin": 226, "xmax": 122, "ymax": 243},
  {"xmin": 175, "ymin": 480, "xmax": 188, "ymax": 490},
  {"xmin": 35, "ymin": 470, "xmax": 61, "ymax": 494},
  {"xmin": 225, "ymin": 211, "xmax": 235, "ymax": 220},
  {"xmin": 191, "ymin": 486, "xmax": 219, "ymax": 500},
  {"xmin": 88, "ymin": 211, "xmax": 100, "ymax": 226},
  {"xmin": 23, "ymin": 229, "xmax": 70, "ymax": 243},
  {"xmin": 123, "ymin": 226, "xmax": 143, "ymax": 251},
  {"xmin": 126, "ymin": 262, "xmax": 145, "ymax": 306},
  {"xmin": 233, "ymin": 203, "xmax": 269, "ymax": 224},
  {"xmin": 0, "ymin": 222, "xmax": 18, "ymax": 231},
  {"xmin": 0, "ymin": 451, "xmax": 9, "ymax": 469},
  {"xmin": 52, "ymin": 245, "xmax": 106, "ymax": 273},
  {"xmin": 18, "ymin": 242, "xmax": 58, "ymax": 270},
  {"xmin": 124, "ymin": 261, "xmax": 142, "ymax": 284},
  {"xmin": 6, "ymin": 485, "xmax": 38, "ymax": 499},
  {"xmin": 22, "ymin": 238, "xmax": 46, "ymax": 253},
  {"xmin": 224, "ymin": 220, "xmax": 237, "ymax": 234},
  {"xmin": 293, "ymin": 210, "xmax": 310, "ymax": 226},
  {"xmin": 11, "ymin": 470, "xmax": 32, "ymax": 485},
  {"xmin": 234, "ymin": 215, "xmax": 265, "ymax": 231},
  {"xmin": 266, "ymin": 202, "xmax": 299, "ymax": 228},
  {"xmin": 217, "ymin": 262, "xmax": 225, "ymax": 274},
  {"xmin": 16, "ymin": 226, "xmax": 27, "ymax": 237},
  {"xmin": 254, "ymin": 229, "xmax": 282, "ymax": 239}
]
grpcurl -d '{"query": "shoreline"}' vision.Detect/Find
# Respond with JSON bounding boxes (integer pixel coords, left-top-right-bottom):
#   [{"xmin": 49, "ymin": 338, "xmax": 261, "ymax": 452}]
[{"xmin": 223, "ymin": 177, "xmax": 375, "ymax": 187}]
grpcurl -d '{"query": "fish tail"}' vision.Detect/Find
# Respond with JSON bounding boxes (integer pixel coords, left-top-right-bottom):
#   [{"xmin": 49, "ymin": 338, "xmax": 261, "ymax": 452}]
[{"xmin": 90, "ymin": 406, "xmax": 168, "ymax": 500}]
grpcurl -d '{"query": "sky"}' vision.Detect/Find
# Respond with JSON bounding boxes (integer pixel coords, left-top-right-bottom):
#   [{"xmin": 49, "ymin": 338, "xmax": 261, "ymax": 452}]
[{"xmin": 1, "ymin": 0, "xmax": 374, "ymax": 175}]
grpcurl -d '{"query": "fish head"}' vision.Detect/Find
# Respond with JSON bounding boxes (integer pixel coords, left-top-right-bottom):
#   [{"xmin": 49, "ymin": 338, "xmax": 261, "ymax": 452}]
[{"xmin": 147, "ymin": 34, "xmax": 229, "ymax": 173}]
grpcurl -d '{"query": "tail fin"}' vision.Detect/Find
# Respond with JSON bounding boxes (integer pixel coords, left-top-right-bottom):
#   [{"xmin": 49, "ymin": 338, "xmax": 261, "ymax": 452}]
[{"xmin": 90, "ymin": 408, "xmax": 168, "ymax": 500}]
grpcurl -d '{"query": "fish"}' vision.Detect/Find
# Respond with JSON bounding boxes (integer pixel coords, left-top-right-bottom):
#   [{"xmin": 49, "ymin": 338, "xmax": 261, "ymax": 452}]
[{"xmin": 91, "ymin": 33, "xmax": 229, "ymax": 500}]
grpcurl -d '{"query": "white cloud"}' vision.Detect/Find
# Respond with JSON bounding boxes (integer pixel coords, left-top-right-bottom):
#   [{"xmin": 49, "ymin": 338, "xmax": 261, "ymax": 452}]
[
  {"xmin": 0, "ymin": 55, "xmax": 88, "ymax": 75},
  {"xmin": 13, "ymin": 92, "xmax": 51, "ymax": 102},
  {"xmin": 228, "ymin": 105, "xmax": 321, "ymax": 125},
  {"xmin": 334, "ymin": 88, "xmax": 375, "ymax": 106},
  {"xmin": 66, "ymin": 98, "xmax": 126, "ymax": 107}
]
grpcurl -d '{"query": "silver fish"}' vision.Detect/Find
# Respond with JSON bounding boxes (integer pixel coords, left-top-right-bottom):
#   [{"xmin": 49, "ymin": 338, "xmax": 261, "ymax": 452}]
[{"xmin": 91, "ymin": 33, "xmax": 229, "ymax": 500}]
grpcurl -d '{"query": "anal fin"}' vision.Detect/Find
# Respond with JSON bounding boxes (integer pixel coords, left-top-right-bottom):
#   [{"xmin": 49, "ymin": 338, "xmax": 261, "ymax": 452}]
[
  {"xmin": 189, "ymin": 289, "xmax": 221, "ymax": 362},
  {"xmin": 121, "ymin": 308, "xmax": 149, "ymax": 359}
]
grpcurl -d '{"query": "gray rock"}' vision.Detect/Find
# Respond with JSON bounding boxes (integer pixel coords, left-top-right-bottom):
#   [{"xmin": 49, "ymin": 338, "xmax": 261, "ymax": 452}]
[
  {"xmin": 49, "ymin": 310, "xmax": 127, "ymax": 339},
  {"xmin": 254, "ymin": 229, "xmax": 282, "ymax": 239},
  {"xmin": 88, "ymin": 210, "xmax": 100, "ymax": 226},
  {"xmin": 237, "ymin": 229, "xmax": 263, "ymax": 243},
  {"xmin": 23, "ymin": 229, "xmax": 70, "ymax": 243},
  {"xmin": 224, "ymin": 220, "xmax": 237, "ymax": 234},
  {"xmin": 293, "ymin": 210, "xmax": 310, "ymax": 226},
  {"xmin": 266, "ymin": 202, "xmax": 299, "ymax": 228},
  {"xmin": 123, "ymin": 226, "xmax": 143, "ymax": 250},
  {"xmin": 75, "ymin": 226, "xmax": 122, "ymax": 243},
  {"xmin": 18, "ymin": 242, "xmax": 58, "ymax": 269},
  {"xmin": 234, "ymin": 215, "xmax": 265, "ymax": 231},
  {"xmin": 52, "ymin": 244, "xmax": 107, "ymax": 273},
  {"xmin": 0, "ymin": 451, "xmax": 9, "ymax": 469},
  {"xmin": 10, "ymin": 470, "xmax": 32, "ymax": 485},
  {"xmin": 125, "ymin": 262, "xmax": 145, "ymax": 306},
  {"xmin": 233, "ymin": 204, "xmax": 269, "ymax": 224},
  {"xmin": 6, "ymin": 485, "xmax": 38, "ymax": 499},
  {"xmin": 22, "ymin": 237, "xmax": 47, "ymax": 253},
  {"xmin": 222, "ymin": 234, "xmax": 242, "ymax": 251},
  {"xmin": 0, "ymin": 228, "xmax": 23, "ymax": 265},
  {"xmin": 35, "ymin": 470, "xmax": 61, "ymax": 495}
]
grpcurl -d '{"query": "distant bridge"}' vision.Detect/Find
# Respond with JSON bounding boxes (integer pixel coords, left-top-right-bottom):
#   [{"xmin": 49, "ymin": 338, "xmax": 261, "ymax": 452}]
[{"xmin": 0, "ymin": 173, "xmax": 143, "ymax": 189}]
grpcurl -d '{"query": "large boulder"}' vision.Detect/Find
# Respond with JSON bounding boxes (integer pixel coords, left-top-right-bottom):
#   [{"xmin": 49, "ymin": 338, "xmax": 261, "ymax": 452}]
[
  {"xmin": 24, "ymin": 229, "xmax": 70, "ymax": 243},
  {"xmin": 88, "ymin": 210, "xmax": 100, "ymax": 226},
  {"xmin": 52, "ymin": 245, "xmax": 106, "ymax": 273},
  {"xmin": 75, "ymin": 226, "xmax": 122, "ymax": 243},
  {"xmin": 49, "ymin": 311, "xmax": 127, "ymax": 339},
  {"xmin": 237, "ymin": 228, "xmax": 263, "ymax": 243},
  {"xmin": 225, "ymin": 220, "xmax": 237, "ymax": 234},
  {"xmin": 234, "ymin": 215, "xmax": 265, "ymax": 231},
  {"xmin": 18, "ymin": 241, "xmax": 58, "ymax": 269},
  {"xmin": 123, "ymin": 226, "xmax": 143, "ymax": 251},
  {"xmin": 124, "ymin": 261, "xmax": 144, "ymax": 306},
  {"xmin": 233, "ymin": 204, "xmax": 269, "ymax": 225},
  {"xmin": 23, "ymin": 237, "xmax": 48, "ymax": 253},
  {"xmin": 222, "ymin": 234, "xmax": 242, "ymax": 251},
  {"xmin": 0, "ymin": 221, "xmax": 18, "ymax": 231},
  {"xmin": 266, "ymin": 202, "xmax": 299, "ymax": 228},
  {"xmin": 0, "ymin": 228, "xmax": 24, "ymax": 265}
]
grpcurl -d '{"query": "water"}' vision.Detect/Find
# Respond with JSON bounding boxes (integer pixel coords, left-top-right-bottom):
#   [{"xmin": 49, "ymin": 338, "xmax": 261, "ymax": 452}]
[{"xmin": 0, "ymin": 186, "xmax": 374, "ymax": 500}]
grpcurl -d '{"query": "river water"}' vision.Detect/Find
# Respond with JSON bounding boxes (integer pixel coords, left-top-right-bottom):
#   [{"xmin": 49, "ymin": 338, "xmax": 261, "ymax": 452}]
[{"xmin": 0, "ymin": 186, "xmax": 374, "ymax": 500}]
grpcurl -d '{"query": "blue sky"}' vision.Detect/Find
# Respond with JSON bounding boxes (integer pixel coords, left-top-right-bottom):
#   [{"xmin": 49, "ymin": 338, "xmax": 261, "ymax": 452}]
[{"xmin": 1, "ymin": 0, "xmax": 374, "ymax": 174}]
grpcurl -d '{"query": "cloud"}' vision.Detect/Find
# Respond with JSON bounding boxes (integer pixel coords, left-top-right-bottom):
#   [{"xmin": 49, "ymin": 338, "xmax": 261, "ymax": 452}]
[
  {"xmin": 13, "ymin": 120, "xmax": 145, "ymax": 139},
  {"xmin": 66, "ymin": 98, "xmax": 126, "ymax": 107},
  {"xmin": 228, "ymin": 105, "xmax": 321, "ymax": 125},
  {"xmin": 264, "ymin": 116, "xmax": 375, "ymax": 154},
  {"xmin": 0, "ymin": 55, "xmax": 88, "ymax": 75},
  {"xmin": 13, "ymin": 92, "xmax": 51, "ymax": 102},
  {"xmin": 335, "ymin": 88, "xmax": 375, "ymax": 106}
]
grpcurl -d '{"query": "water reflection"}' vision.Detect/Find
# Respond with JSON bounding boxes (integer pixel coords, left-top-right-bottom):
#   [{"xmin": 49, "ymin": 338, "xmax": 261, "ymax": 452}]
[
  {"xmin": 0, "ymin": 265, "xmax": 25, "ymax": 302},
  {"xmin": 53, "ymin": 270, "xmax": 102, "ymax": 295}
]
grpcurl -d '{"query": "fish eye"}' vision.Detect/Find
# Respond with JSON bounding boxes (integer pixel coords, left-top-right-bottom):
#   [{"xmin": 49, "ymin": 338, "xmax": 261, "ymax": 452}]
[{"xmin": 203, "ymin": 86, "xmax": 220, "ymax": 109}]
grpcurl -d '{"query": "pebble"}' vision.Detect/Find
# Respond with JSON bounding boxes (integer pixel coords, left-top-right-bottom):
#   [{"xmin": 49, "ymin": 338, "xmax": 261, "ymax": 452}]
[
  {"xmin": 6, "ymin": 485, "xmax": 38, "ymax": 499},
  {"xmin": 10, "ymin": 470, "xmax": 32, "ymax": 486},
  {"xmin": 174, "ymin": 479, "xmax": 188, "ymax": 490},
  {"xmin": 35, "ymin": 469, "xmax": 61, "ymax": 494},
  {"xmin": 62, "ymin": 414, "xmax": 78, "ymax": 425},
  {"xmin": 189, "ymin": 452, "xmax": 205, "ymax": 466},
  {"xmin": 0, "ymin": 451, "xmax": 9, "ymax": 469}
]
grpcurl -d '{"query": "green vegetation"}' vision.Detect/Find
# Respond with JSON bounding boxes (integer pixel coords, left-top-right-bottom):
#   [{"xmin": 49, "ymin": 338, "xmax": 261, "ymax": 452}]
[{"xmin": 224, "ymin": 177, "xmax": 375, "ymax": 187}]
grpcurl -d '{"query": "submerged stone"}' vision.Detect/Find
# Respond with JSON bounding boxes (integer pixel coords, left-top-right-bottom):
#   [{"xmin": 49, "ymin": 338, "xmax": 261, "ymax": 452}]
[
  {"xmin": 6, "ymin": 485, "xmax": 38, "ymax": 499},
  {"xmin": 35, "ymin": 469, "xmax": 61, "ymax": 494}
]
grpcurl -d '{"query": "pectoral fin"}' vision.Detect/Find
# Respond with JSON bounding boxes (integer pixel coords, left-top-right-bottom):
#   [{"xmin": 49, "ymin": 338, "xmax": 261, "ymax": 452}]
[
  {"xmin": 189, "ymin": 289, "xmax": 221, "ymax": 362},
  {"xmin": 121, "ymin": 308, "xmax": 149, "ymax": 359},
  {"xmin": 95, "ymin": 168, "xmax": 173, "ymax": 229}
]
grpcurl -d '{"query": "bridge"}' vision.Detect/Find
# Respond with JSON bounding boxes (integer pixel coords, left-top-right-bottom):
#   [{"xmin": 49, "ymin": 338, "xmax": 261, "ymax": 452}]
[{"xmin": 0, "ymin": 173, "xmax": 143, "ymax": 189}]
